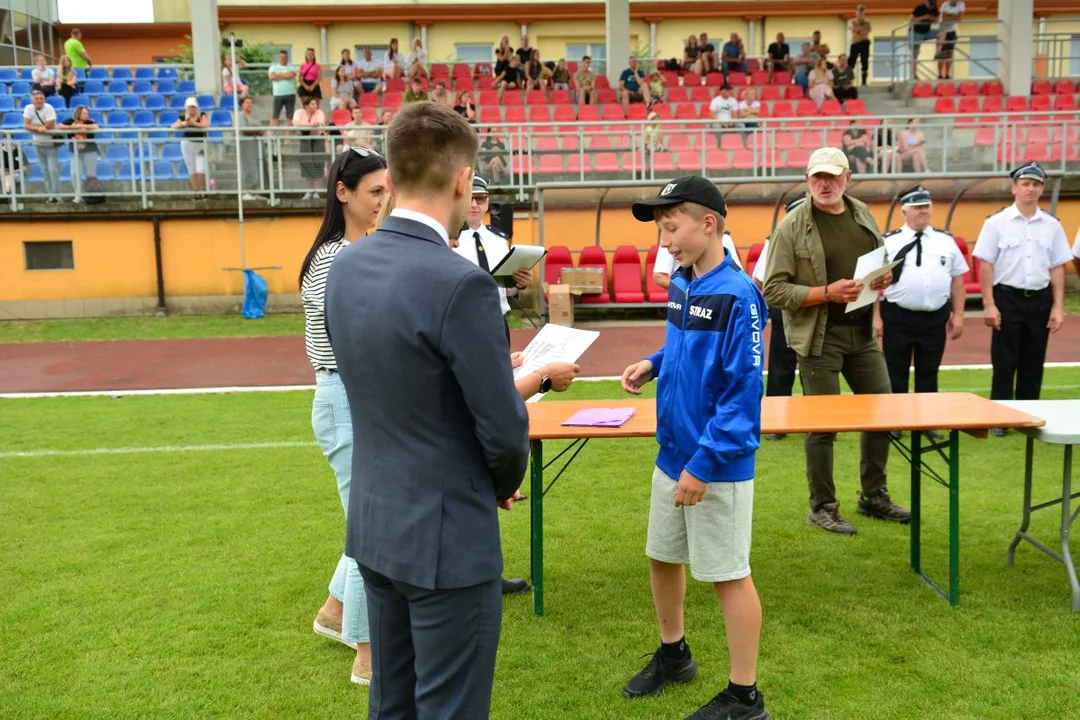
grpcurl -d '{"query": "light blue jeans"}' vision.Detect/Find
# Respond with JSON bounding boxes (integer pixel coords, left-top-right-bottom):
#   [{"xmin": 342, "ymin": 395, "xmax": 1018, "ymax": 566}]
[{"xmin": 312, "ymin": 371, "xmax": 369, "ymax": 645}]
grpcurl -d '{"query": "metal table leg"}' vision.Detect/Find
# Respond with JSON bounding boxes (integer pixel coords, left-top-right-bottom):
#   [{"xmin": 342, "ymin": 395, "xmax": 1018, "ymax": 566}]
[
  {"xmin": 1007, "ymin": 437, "xmax": 1035, "ymax": 567},
  {"xmin": 910, "ymin": 429, "xmax": 922, "ymax": 575},
  {"xmin": 948, "ymin": 429, "xmax": 960, "ymax": 606},
  {"xmin": 1060, "ymin": 446, "xmax": 1079, "ymax": 612},
  {"xmin": 529, "ymin": 439, "xmax": 544, "ymax": 616}
]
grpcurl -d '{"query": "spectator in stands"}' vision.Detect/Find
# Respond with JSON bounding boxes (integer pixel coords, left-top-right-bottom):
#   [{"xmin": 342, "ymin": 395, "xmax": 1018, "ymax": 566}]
[
  {"xmin": 619, "ymin": 56, "xmax": 650, "ymax": 115},
  {"xmin": 0, "ymin": 135, "xmax": 22, "ymax": 195},
  {"xmin": 849, "ymin": 4, "xmax": 872, "ymax": 86},
  {"xmin": 374, "ymin": 109, "xmax": 395, "ymax": 154},
  {"xmin": 63, "ymin": 29, "xmax": 92, "ymax": 79},
  {"xmin": 404, "ymin": 77, "xmax": 429, "ymax": 104},
  {"xmin": 808, "ymin": 58, "xmax": 835, "ymax": 110},
  {"xmin": 384, "ymin": 39, "xmax": 406, "ymax": 80},
  {"xmin": 832, "ymin": 54, "xmax": 858, "ymax": 103},
  {"xmin": 339, "ymin": 49, "xmax": 356, "ymax": 81},
  {"xmin": 331, "ymin": 66, "xmax": 358, "ymax": 111},
  {"xmin": 293, "ymin": 96, "xmax": 327, "ymax": 200},
  {"xmin": 709, "ymin": 85, "xmax": 739, "ymax": 134},
  {"xmin": 516, "ymin": 35, "xmax": 534, "ymax": 66},
  {"xmin": 496, "ymin": 55, "xmax": 525, "ymax": 92},
  {"xmin": 737, "ymin": 87, "xmax": 762, "ymax": 128},
  {"xmin": 810, "ymin": 30, "xmax": 831, "ymax": 59},
  {"xmin": 61, "ymin": 105, "xmax": 98, "ymax": 203},
  {"xmin": 340, "ymin": 107, "xmax": 375, "ymax": 150},
  {"xmin": 525, "ymin": 49, "xmax": 552, "ymax": 91},
  {"xmin": 407, "ymin": 38, "xmax": 429, "ymax": 83},
  {"xmin": 574, "ymin": 56, "xmax": 596, "ymax": 104},
  {"xmin": 494, "ymin": 37, "xmax": 514, "ymax": 80},
  {"xmin": 842, "ymin": 121, "xmax": 873, "ymax": 173},
  {"xmin": 31, "ymin": 55, "xmax": 56, "ymax": 99},
  {"xmin": 876, "ymin": 125, "xmax": 897, "ymax": 172},
  {"xmin": 793, "ymin": 43, "xmax": 815, "ymax": 91},
  {"xmin": 222, "ymin": 55, "xmax": 249, "ymax": 100},
  {"xmin": 552, "ymin": 59, "xmax": 571, "ymax": 90},
  {"xmin": 454, "ymin": 90, "xmax": 477, "ymax": 122},
  {"xmin": 935, "ymin": 0, "xmax": 964, "ymax": 80},
  {"xmin": 357, "ymin": 47, "xmax": 383, "ymax": 95},
  {"xmin": 430, "ymin": 80, "xmax": 452, "ymax": 107},
  {"xmin": 683, "ymin": 34, "xmax": 703, "ymax": 74},
  {"xmin": 896, "ymin": 117, "xmax": 928, "ymax": 173},
  {"xmin": 699, "ymin": 33, "xmax": 720, "ymax": 74},
  {"xmin": 766, "ymin": 33, "xmax": 791, "ymax": 82},
  {"xmin": 644, "ymin": 111, "xmax": 665, "ymax": 153},
  {"xmin": 57, "ymin": 57, "xmax": 78, "ymax": 107},
  {"xmin": 172, "ymin": 97, "xmax": 210, "ymax": 200},
  {"xmin": 298, "ymin": 48, "xmax": 323, "ymax": 102},
  {"xmin": 269, "ymin": 50, "xmax": 297, "ymax": 127},
  {"xmin": 479, "ymin": 128, "xmax": 508, "ymax": 184},
  {"xmin": 237, "ymin": 96, "xmax": 263, "ymax": 201},
  {"xmin": 909, "ymin": 0, "xmax": 939, "ymax": 79},
  {"xmin": 23, "ymin": 89, "xmax": 60, "ymax": 203},
  {"xmin": 722, "ymin": 33, "xmax": 747, "ymax": 75},
  {"xmin": 647, "ymin": 63, "xmax": 665, "ymax": 105}
]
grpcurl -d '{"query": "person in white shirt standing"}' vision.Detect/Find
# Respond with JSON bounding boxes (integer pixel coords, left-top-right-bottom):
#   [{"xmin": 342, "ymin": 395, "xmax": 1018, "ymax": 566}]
[
  {"xmin": 23, "ymin": 89, "xmax": 60, "ymax": 203},
  {"xmin": 653, "ymin": 230, "xmax": 742, "ymax": 289},
  {"xmin": 935, "ymin": 0, "xmax": 965, "ymax": 80},
  {"xmin": 874, "ymin": 186, "xmax": 968, "ymax": 439},
  {"xmin": 974, "ymin": 162, "xmax": 1071, "ymax": 435}
]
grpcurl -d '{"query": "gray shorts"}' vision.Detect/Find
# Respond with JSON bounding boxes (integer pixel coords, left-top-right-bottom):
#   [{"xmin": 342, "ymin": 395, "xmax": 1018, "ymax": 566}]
[
  {"xmin": 645, "ymin": 466, "xmax": 754, "ymax": 582},
  {"xmin": 272, "ymin": 94, "xmax": 296, "ymax": 120}
]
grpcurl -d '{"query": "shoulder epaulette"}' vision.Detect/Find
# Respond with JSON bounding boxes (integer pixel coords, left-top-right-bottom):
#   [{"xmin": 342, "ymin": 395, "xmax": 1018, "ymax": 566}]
[
  {"xmin": 987, "ymin": 207, "xmax": 1007, "ymax": 219},
  {"xmin": 883, "ymin": 228, "xmax": 903, "ymax": 238},
  {"xmin": 932, "ymin": 226, "xmax": 954, "ymax": 236},
  {"xmin": 485, "ymin": 224, "xmax": 508, "ymax": 239}
]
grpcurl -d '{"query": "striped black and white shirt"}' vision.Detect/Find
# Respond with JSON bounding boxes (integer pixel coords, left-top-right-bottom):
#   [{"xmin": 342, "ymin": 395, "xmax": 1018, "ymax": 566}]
[{"xmin": 302, "ymin": 239, "xmax": 347, "ymax": 372}]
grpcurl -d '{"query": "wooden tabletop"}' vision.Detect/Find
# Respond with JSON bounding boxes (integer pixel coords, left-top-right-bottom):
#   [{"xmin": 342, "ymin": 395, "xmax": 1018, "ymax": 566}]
[{"xmin": 528, "ymin": 393, "xmax": 1045, "ymax": 440}]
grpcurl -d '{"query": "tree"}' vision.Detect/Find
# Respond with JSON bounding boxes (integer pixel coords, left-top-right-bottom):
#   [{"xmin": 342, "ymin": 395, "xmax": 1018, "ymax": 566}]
[{"xmin": 161, "ymin": 36, "xmax": 278, "ymax": 96}]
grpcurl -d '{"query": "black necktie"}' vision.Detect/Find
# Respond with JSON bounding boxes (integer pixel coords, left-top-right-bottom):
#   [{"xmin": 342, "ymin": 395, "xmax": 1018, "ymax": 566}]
[
  {"xmin": 890, "ymin": 230, "xmax": 922, "ymax": 284},
  {"xmin": 474, "ymin": 232, "xmax": 489, "ymax": 272}
]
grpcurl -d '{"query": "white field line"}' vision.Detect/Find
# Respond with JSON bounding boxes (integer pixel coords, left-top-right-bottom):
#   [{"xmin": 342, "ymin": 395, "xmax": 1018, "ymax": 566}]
[{"xmin": 0, "ymin": 441, "xmax": 316, "ymax": 460}]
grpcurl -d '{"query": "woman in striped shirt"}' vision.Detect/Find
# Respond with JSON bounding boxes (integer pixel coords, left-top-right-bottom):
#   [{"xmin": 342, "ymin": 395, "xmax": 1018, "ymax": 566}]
[{"xmin": 299, "ymin": 146, "xmax": 388, "ymax": 686}]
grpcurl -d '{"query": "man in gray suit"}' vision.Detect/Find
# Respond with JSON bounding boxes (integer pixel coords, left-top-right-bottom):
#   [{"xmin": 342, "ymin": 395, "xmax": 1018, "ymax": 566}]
[{"xmin": 325, "ymin": 103, "xmax": 531, "ymax": 719}]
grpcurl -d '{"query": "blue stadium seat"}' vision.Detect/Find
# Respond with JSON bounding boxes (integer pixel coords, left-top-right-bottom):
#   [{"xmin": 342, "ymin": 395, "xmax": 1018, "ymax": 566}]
[
  {"xmin": 158, "ymin": 110, "xmax": 179, "ymax": 126},
  {"xmin": 196, "ymin": 95, "xmax": 215, "ymax": 111},
  {"xmin": 151, "ymin": 160, "xmax": 174, "ymax": 181},
  {"xmin": 161, "ymin": 143, "xmax": 184, "ymax": 162},
  {"xmin": 0, "ymin": 96, "xmax": 13, "ymax": 112},
  {"xmin": 94, "ymin": 95, "xmax": 116, "ymax": 110},
  {"xmin": 210, "ymin": 109, "xmax": 232, "ymax": 126},
  {"xmin": 0, "ymin": 68, "xmax": 17, "ymax": 83},
  {"xmin": 19, "ymin": 68, "xmax": 33, "ymax": 81},
  {"xmin": 218, "ymin": 95, "xmax": 235, "ymax": 110},
  {"xmin": 144, "ymin": 94, "xmax": 165, "ymax": 111},
  {"xmin": 28, "ymin": 164, "xmax": 43, "ymax": 182},
  {"xmin": 134, "ymin": 67, "xmax": 155, "ymax": 81},
  {"xmin": 75, "ymin": 68, "xmax": 87, "ymax": 81},
  {"xmin": 22, "ymin": 145, "xmax": 37, "ymax": 163},
  {"xmin": 59, "ymin": 161, "xmax": 72, "ymax": 182},
  {"xmin": 2, "ymin": 112, "xmax": 22, "ymax": 128},
  {"xmin": 94, "ymin": 163, "xmax": 115, "ymax": 181},
  {"xmin": 157, "ymin": 66, "xmax": 179, "ymax": 80},
  {"xmin": 68, "ymin": 93, "xmax": 90, "ymax": 109},
  {"xmin": 45, "ymin": 95, "xmax": 66, "ymax": 110},
  {"xmin": 132, "ymin": 80, "xmax": 153, "ymax": 95},
  {"xmin": 93, "ymin": 131, "xmax": 115, "ymax": 143},
  {"xmin": 88, "ymin": 112, "xmax": 103, "ymax": 125},
  {"xmin": 115, "ymin": 161, "xmax": 141, "ymax": 181},
  {"xmin": 88, "ymin": 67, "xmax": 109, "ymax": 80},
  {"xmin": 107, "ymin": 80, "xmax": 128, "ymax": 95},
  {"xmin": 11, "ymin": 81, "xmax": 30, "ymax": 96},
  {"xmin": 119, "ymin": 94, "xmax": 142, "ymax": 110},
  {"xmin": 83, "ymin": 80, "xmax": 104, "ymax": 96},
  {"xmin": 177, "ymin": 80, "xmax": 195, "ymax": 94},
  {"xmin": 105, "ymin": 144, "xmax": 131, "ymax": 163},
  {"xmin": 156, "ymin": 79, "xmax": 176, "ymax": 95},
  {"xmin": 56, "ymin": 109, "xmax": 73, "ymax": 124},
  {"xmin": 111, "ymin": 68, "xmax": 132, "ymax": 81},
  {"xmin": 175, "ymin": 163, "xmax": 189, "ymax": 180},
  {"xmin": 131, "ymin": 109, "xmax": 154, "ymax": 128},
  {"xmin": 106, "ymin": 110, "xmax": 129, "ymax": 127},
  {"xmin": 57, "ymin": 145, "xmax": 72, "ymax": 163},
  {"xmin": 168, "ymin": 95, "xmax": 187, "ymax": 110}
]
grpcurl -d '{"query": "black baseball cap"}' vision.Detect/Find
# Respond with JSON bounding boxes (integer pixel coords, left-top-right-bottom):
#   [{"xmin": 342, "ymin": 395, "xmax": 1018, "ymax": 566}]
[{"xmin": 631, "ymin": 176, "xmax": 727, "ymax": 222}]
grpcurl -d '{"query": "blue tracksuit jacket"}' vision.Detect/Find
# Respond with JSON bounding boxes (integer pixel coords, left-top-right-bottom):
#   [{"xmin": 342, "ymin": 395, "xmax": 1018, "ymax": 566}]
[{"xmin": 647, "ymin": 251, "xmax": 767, "ymax": 483}]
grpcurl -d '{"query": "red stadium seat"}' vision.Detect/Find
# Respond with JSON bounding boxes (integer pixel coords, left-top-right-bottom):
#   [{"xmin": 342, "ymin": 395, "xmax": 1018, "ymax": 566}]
[
  {"xmin": 553, "ymin": 105, "xmax": 577, "ymax": 122},
  {"xmin": 596, "ymin": 88, "xmax": 619, "ymax": 104},
  {"xmin": 784, "ymin": 148, "xmax": 810, "ymax": 168},
  {"xmin": 651, "ymin": 151, "xmax": 677, "ymax": 173},
  {"xmin": 1031, "ymin": 80, "xmax": 1052, "ymax": 95},
  {"xmin": 1053, "ymin": 94, "xmax": 1077, "ymax": 111},
  {"xmin": 1006, "ymin": 96, "xmax": 1029, "ymax": 112},
  {"xmin": 912, "ymin": 82, "xmax": 934, "ymax": 98},
  {"xmin": 1053, "ymin": 79, "xmax": 1076, "ymax": 95},
  {"xmin": 594, "ymin": 75, "xmax": 611, "ymax": 89},
  {"xmin": 772, "ymin": 71, "xmax": 792, "ymax": 86},
  {"xmin": 503, "ymin": 90, "xmax": 524, "ymax": 105},
  {"xmin": 330, "ymin": 109, "xmax": 351, "ymax": 126},
  {"xmin": 726, "ymin": 72, "xmax": 747, "ymax": 87},
  {"xmin": 705, "ymin": 149, "xmax": 729, "ymax": 171},
  {"xmin": 666, "ymin": 87, "xmax": 689, "ymax": 103},
  {"xmin": 1031, "ymin": 95, "xmax": 1052, "ymax": 112},
  {"xmin": 958, "ymin": 81, "xmax": 980, "ymax": 96},
  {"xmin": 773, "ymin": 130, "xmax": 798, "ymax": 150},
  {"xmin": 982, "ymin": 80, "xmax": 1003, "ymax": 96},
  {"xmin": 645, "ymin": 245, "xmax": 668, "ymax": 303},
  {"xmin": 592, "ymin": 152, "xmax": 620, "ymax": 172},
  {"xmin": 843, "ymin": 99, "xmax": 867, "ymax": 115},
  {"xmin": 784, "ymin": 85, "xmax": 804, "ymax": 100},
  {"xmin": 577, "ymin": 246, "xmax": 611, "ymax": 304},
  {"xmin": 549, "ymin": 89, "xmax": 572, "ymax": 104},
  {"xmin": 935, "ymin": 83, "xmax": 956, "ymax": 96},
  {"xmin": 745, "ymin": 242, "xmax": 765, "ymax": 279},
  {"xmin": 720, "ymin": 133, "xmax": 745, "ymax": 151},
  {"xmin": 676, "ymin": 151, "xmax": 703, "ymax": 172},
  {"xmin": 504, "ymin": 106, "xmax": 526, "ymax": 123},
  {"xmin": 795, "ymin": 100, "xmax": 818, "ymax": 116},
  {"xmin": 684, "ymin": 72, "xmax": 703, "ymax": 87},
  {"xmin": 957, "ymin": 237, "xmax": 981, "ymax": 296},
  {"xmin": 973, "ymin": 126, "xmax": 997, "ymax": 147},
  {"xmin": 544, "ymin": 245, "xmax": 574, "ymax": 286},
  {"xmin": 538, "ymin": 154, "xmax": 565, "ymax": 175},
  {"xmin": 750, "ymin": 71, "xmax": 769, "ymax": 86},
  {"xmin": 525, "ymin": 90, "xmax": 547, "ymax": 104},
  {"xmin": 820, "ymin": 99, "xmax": 842, "ymax": 115},
  {"xmin": 982, "ymin": 95, "xmax": 1005, "ymax": 113},
  {"xmin": 612, "ymin": 246, "xmax": 645, "ymax": 303},
  {"xmin": 478, "ymin": 106, "xmax": 501, "ymax": 124},
  {"xmin": 934, "ymin": 97, "xmax": 957, "ymax": 114},
  {"xmin": 759, "ymin": 86, "xmax": 782, "ymax": 101},
  {"xmin": 705, "ymin": 72, "xmax": 726, "ymax": 87},
  {"xmin": 385, "ymin": 78, "xmax": 405, "ymax": 92},
  {"xmin": 690, "ymin": 86, "xmax": 712, "ymax": 103},
  {"xmin": 478, "ymin": 89, "xmax": 500, "ymax": 105}
]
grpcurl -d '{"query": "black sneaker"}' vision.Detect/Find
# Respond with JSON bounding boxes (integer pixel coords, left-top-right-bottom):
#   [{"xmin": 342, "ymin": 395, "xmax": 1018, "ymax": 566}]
[
  {"xmin": 623, "ymin": 647, "xmax": 698, "ymax": 698},
  {"xmin": 685, "ymin": 688, "xmax": 770, "ymax": 720},
  {"xmin": 857, "ymin": 490, "xmax": 911, "ymax": 524},
  {"xmin": 991, "ymin": 428, "xmax": 1008, "ymax": 437},
  {"xmin": 501, "ymin": 577, "xmax": 532, "ymax": 596}
]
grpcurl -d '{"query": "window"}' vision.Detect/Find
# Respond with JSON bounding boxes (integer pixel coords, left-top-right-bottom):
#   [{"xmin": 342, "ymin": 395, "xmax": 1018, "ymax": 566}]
[
  {"xmin": 967, "ymin": 36, "xmax": 998, "ymax": 79},
  {"xmin": 1068, "ymin": 36, "xmax": 1080, "ymax": 76},
  {"xmin": 24, "ymin": 241, "xmax": 74, "ymax": 271},
  {"xmin": 454, "ymin": 43, "xmax": 493, "ymax": 63},
  {"xmin": 566, "ymin": 43, "xmax": 606, "ymax": 74},
  {"xmin": 871, "ymin": 38, "xmax": 911, "ymax": 81}
]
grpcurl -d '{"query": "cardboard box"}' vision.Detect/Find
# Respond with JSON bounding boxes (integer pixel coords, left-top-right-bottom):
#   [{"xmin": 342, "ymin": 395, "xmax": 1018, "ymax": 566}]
[
  {"xmin": 546, "ymin": 283, "xmax": 574, "ymax": 327},
  {"xmin": 559, "ymin": 267, "xmax": 604, "ymax": 294}
]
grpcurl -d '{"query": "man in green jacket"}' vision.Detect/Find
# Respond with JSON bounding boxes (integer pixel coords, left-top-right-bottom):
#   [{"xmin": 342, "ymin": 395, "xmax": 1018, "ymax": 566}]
[{"xmin": 762, "ymin": 147, "xmax": 910, "ymax": 535}]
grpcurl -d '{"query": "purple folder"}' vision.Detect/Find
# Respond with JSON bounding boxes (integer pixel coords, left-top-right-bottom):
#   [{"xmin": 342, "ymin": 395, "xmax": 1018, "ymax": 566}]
[{"xmin": 561, "ymin": 407, "xmax": 637, "ymax": 428}]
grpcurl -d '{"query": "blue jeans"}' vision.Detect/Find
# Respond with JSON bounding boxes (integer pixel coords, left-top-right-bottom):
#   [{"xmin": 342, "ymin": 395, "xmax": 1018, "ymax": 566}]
[
  {"xmin": 312, "ymin": 371, "xmax": 369, "ymax": 645},
  {"xmin": 36, "ymin": 144, "xmax": 61, "ymax": 198}
]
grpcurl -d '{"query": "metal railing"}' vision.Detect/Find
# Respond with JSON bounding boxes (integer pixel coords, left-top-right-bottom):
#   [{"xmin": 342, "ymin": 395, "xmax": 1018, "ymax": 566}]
[
  {"xmin": 1, "ymin": 111, "xmax": 1077, "ymax": 210},
  {"xmin": 887, "ymin": 21, "xmax": 1002, "ymax": 90},
  {"xmin": 1034, "ymin": 31, "xmax": 1080, "ymax": 79}
]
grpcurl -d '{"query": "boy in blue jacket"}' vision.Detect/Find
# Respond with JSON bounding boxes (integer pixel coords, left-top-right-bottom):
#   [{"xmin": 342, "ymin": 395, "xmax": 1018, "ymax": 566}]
[{"xmin": 621, "ymin": 176, "xmax": 769, "ymax": 720}]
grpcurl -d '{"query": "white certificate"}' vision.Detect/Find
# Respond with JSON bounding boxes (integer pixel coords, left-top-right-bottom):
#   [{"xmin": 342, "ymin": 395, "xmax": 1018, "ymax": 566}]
[
  {"xmin": 846, "ymin": 247, "xmax": 902, "ymax": 313},
  {"xmin": 513, "ymin": 324, "xmax": 599, "ymax": 402}
]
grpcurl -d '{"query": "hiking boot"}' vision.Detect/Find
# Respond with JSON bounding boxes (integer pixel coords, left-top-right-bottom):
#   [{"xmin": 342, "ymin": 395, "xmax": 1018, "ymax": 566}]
[
  {"xmin": 991, "ymin": 428, "xmax": 1008, "ymax": 437},
  {"xmin": 807, "ymin": 503, "xmax": 857, "ymax": 535},
  {"xmin": 623, "ymin": 646, "xmax": 698, "ymax": 698},
  {"xmin": 686, "ymin": 688, "xmax": 771, "ymax": 720},
  {"xmin": 857, "ymin": 490, "xmax": 911, "ymax": 524}
]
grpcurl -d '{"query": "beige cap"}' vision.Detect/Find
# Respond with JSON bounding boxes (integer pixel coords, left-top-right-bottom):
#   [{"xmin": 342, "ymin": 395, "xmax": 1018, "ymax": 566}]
[
  {"xmin": 807, "ymin": 147, "xmax": 850, "ymax": 176},
  {"xmin": 184, "ymin": 96, "xmax": 199, "ymax": 108}
]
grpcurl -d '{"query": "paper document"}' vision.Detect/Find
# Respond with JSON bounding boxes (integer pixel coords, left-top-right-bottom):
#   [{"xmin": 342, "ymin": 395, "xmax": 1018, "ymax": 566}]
[
  {"xmin": 562, "ymin": 407, "xmax": 637, "ymax": 428},
  {"xmin": 845, "ymin": 247, "xmax": 902, "ymax": 313},
  {"xmin": 513, "ymin": 324, "xmax": 599, "ymax": 402},
  {"xmin": 490, "ymin": 246, "xmax": 546, "ymax": 287}
]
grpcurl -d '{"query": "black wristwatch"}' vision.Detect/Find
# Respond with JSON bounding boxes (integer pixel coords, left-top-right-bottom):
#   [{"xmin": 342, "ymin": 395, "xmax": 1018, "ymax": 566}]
[{"xmin": 535, "ymin": 371, "xmax": 552, "ymax": 393}]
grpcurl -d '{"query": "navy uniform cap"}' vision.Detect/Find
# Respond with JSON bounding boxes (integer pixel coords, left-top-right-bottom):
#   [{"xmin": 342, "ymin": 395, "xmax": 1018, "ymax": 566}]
[
  {"xmin": 898, "ymin": 185, "xmax": 932, "ymax": 206},
  {"xmin": 1010, "ymin": 161, "xmax": 1047, "ymax": 184},
  {"xmin": 472, "ymin": 175, "xmax": 489, "ymax": 194}
]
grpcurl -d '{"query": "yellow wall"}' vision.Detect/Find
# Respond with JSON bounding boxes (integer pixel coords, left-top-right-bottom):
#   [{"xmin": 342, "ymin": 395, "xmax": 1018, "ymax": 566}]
[
  {"xmin": 655, "ymin": 19, "xmax": 750, "ymax": 62},
  {"xmin": 426, "ymin": 22, "xmax": 522, "ymax": 63},
  {"xmin": 221, "ymin": 23, "xmax": 321, "ymax": 59}
]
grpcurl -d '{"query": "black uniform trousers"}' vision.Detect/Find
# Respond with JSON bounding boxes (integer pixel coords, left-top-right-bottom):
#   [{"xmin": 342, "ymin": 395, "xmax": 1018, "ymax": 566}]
[
  {"xmin": 880, "ymin": 300, "xmax": 950, "ymax": 394},
  {"xmin": 849, "ymin": 40, "xmax": 871, "ymax": 84},
  {"xmin": 766, "ymin": 307, "xmax": 799, "ymax": 396},
  {"xmin": 990, "ymin": 284, "xmax": 1053, "ymax": 401}
]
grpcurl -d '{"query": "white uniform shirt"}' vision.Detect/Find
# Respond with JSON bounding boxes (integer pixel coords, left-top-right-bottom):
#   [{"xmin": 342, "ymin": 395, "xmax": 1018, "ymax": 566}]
[
  {"xmin": 882, "ymin": 225, "xmax": 968, "ymax": 311},
  {"xmin": 653, "ymin": 233, "xmax": 742, "ymax": 275},
  {"xmin": 1070, "ymin": 227, "xmax": 1080, "ymax": 261},
  {"xmin": 972, "ymin": 204, "xmax": 1071, "ymax": 291},
  {"xmin": 454, "ymin": 223, "xmax": 511, "ymax": 315},
  {"xmin": 752, "ymin": 239, "xmax": 770, "ymax": 283}
]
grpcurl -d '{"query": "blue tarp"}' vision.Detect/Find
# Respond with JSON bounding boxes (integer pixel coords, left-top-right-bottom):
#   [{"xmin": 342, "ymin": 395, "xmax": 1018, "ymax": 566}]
[{"xmin": 242, "ymin": 269, "xmax": 268, "ymax": 319}]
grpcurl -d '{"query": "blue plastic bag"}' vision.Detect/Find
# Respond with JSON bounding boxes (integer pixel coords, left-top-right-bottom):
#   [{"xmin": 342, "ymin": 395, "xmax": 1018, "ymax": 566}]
[{"xmin": 242, "ymin": 269, "xmax": 268, "ymax": 319}]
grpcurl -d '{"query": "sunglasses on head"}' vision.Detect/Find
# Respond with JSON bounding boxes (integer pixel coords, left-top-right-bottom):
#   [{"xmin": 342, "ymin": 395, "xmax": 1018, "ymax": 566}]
[{"xmin": 345, "ymin": 146, "xmax": 383, "ymax": 159}]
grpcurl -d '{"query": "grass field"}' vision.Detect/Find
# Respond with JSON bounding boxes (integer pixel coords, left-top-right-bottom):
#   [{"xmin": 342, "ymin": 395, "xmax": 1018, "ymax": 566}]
[{"xmin": 3, "ymin": 372, "xmax": 1080, "ymax": 719}]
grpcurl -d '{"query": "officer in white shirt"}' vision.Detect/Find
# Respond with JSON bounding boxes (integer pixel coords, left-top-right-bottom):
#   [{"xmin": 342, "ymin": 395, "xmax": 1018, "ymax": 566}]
[
  {"xmin": 453, "ymin": 175, "xmax": 531, "ymax": 344},
  {"xmin": 752, "ymin": 195, "xmax": 806, "ymax": 440},
  {"xmin": 874, "ymin": 186, "xmax": 968, "ymax": 439},
  {"xmin": 652, "ymin": 230, "xmax": 741, "ymax": 289},
  {"xmin": 974, "ymin": 162, "xmax": 1071, "ymax": 430}
]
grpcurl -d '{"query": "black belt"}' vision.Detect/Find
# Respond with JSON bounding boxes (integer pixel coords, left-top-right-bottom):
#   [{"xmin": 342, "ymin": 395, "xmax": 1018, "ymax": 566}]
[
  {"xmin": 997, "ymin": 285, "xmax": 1049, "ymax": 298},
  {"xmin": 881, "ymin": 299, "xmax": 949, "ymax": 314}
]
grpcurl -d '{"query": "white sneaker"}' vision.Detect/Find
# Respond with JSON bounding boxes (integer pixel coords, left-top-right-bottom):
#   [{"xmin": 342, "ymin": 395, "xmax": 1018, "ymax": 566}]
[
  {"xmin": 301, "ymin": 192, "xmax": 312, "ymax": 200},
  {"xmin": 241, "ymin": 193, "xmax": 258, "ymax": 201}
]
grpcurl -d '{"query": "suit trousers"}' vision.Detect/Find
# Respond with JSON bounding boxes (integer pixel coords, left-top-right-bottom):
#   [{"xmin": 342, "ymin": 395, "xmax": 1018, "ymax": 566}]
[
  {"xmin": 990, "ymin": 285, "xmax": 1053, "ymax": 401},
  {"xmin": 880, "ymin": 300, "xmax": 950, "ymax": 394},
  {"xmin": 766, "ymin": 308, "xmax": 799, "ymax": 397},
  {"xmin": 796, "ymin": 319, "xmax": 892, "ymax": 511},
  {"xmin": 360, "ymin": 563, "xmax": 502, "ymax": 720}
]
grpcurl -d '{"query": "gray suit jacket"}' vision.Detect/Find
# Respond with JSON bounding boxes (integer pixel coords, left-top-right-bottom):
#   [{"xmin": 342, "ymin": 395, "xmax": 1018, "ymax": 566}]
[{"xmin": 325, "ymin": 215, "xmax": 530, "ymax": 590}]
